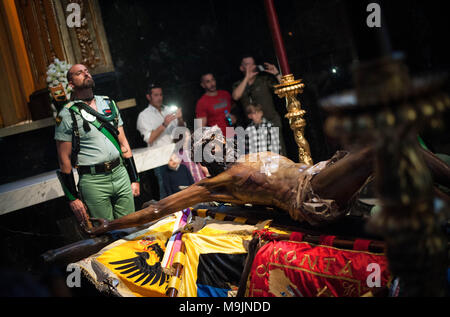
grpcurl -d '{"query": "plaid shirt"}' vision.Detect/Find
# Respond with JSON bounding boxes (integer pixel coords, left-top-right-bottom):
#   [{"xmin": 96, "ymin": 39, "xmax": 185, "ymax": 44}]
[{"xmin": 245, "ymin": 118, "xmax": 280, "ymax": 154}]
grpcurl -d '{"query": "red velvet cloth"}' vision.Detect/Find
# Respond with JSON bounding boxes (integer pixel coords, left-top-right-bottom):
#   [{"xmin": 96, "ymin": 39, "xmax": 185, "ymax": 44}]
[
  {"xmin": 248, "ymin": 237, "xmax": 390, "ymax": 297},
  {"xmin": 353, "ymin": 239, "xmax": 372, "ymax": 251},
  {"xmin": 319, "ymin": 235, "xmax": 336, "ymax": 246},
  {"xmin": 289, "ymin": 232, "xmax": 304, "ymax": 242}
]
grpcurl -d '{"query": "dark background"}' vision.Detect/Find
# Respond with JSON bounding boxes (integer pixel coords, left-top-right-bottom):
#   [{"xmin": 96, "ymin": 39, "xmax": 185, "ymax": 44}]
[
  {"xmin": 96, "ymin": 0, "xmax": 450, "ymax": 160},
  {"xmin": 1, "ymin": 0, "xmax": 449, "ymax": 292}
]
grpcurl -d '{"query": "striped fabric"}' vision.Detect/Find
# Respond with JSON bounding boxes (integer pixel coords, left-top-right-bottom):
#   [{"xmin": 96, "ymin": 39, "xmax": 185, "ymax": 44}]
[{"xmin": 178, "ymin": 150, "xmax": 207, "ymax": 183}]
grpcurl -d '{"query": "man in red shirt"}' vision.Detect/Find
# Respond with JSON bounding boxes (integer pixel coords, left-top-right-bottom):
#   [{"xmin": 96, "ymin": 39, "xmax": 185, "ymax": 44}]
[{"xmin": 195, "ymin": 73, "xmax": 233, "ymax": 137}]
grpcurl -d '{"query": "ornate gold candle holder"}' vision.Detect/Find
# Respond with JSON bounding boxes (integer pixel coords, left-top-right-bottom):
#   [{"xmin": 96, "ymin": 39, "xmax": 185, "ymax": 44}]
[{"xmin": 274, "ymin": 74, "xmax": 313, "ymax": 165}]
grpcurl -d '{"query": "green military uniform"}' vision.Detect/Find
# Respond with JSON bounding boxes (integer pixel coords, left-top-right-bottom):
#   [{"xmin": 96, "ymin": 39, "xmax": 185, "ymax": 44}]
[{"xmin": 55, "ymin": 95, "xmax": 135, "ymax": 220}]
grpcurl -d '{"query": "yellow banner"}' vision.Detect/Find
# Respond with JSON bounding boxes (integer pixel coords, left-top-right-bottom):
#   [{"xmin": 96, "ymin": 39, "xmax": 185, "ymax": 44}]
[
  {"xmin": 73, "ymin": 214, "xmax": 178, "ymax": 297},
  {"xmin": 178, "ymin": 221, "xmax": 287, "ymax": 297}
]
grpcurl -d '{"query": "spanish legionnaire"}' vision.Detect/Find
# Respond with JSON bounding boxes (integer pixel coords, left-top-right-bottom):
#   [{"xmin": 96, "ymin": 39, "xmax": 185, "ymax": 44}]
[{"xmin": 55, "ymin": 64, "xmax": 140, "ymax": 228}]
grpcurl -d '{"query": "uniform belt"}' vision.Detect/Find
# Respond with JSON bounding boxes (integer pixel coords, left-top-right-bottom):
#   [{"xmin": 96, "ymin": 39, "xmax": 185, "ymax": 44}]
[{"xmin": 78, "ymin": 157, "xmax": 121, "ymax": 175}]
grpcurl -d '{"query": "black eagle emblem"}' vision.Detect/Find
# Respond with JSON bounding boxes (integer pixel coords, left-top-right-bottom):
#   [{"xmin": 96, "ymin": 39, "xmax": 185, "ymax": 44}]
[{"xmin": 109, "ymin": 243, "xmax": 168, "ymax": 287}]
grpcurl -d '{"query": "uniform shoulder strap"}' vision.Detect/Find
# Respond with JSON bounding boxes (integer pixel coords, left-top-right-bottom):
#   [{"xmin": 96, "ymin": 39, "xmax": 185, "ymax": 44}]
[
  {"xmin": 69, "ymin": 101, "xmax": 123, "ymax": 156},
  {"xmin": 66, "ymin": 101, "xmax": 93, "ymax": 167},
  {"xmin": 68, "ymin": 107, "xmax": 80, "ymax": 167},
  {"xmin": 65, "ymin": 101, "xmax": 75, "ymax": 109},
  {"xmin": 107, "ymin": 98, "xmax": 120, "ymax": 129}
]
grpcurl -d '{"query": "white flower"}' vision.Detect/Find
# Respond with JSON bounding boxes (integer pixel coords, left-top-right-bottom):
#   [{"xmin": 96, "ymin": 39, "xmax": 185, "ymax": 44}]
[{"xmin": 46, "ymin": 58, "xmax": 72, "ymax": 99}]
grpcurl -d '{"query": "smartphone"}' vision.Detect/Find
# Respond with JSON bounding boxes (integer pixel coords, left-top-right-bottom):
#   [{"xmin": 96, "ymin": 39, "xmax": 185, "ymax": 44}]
[
  {"xmin": 255, "ymin": 65, "xmax": 265, "ymax": 72},
  {"xmin": 167, "ymin": 105, "xmax": 178, "ymax": 114}
]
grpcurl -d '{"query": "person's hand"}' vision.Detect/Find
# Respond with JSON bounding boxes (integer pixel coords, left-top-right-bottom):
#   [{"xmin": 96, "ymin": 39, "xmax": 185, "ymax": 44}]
[
  {"xmin": 175, "ymin": 108, "xmax": 183, "ymax": 119},
  {"xmin": 175, "ymin": 108, "xmax": 184, "ymax": 125},
  {"xmin": 230, "ymin": 114, "xmax": 237, "ymax": 125},
  {"xmin": 263, "ymin": 62, "xmax": 280, "ymax": 76},
  {"xmin": 163, "ymin": 113, "xmax": 177, "ymax": 127},
  {"xmin": 69, "ymin": 199, "xmax": 90, "ymax": 225},
  {"xmin": 244, "ymin": 64, "xmax": 258, "ymax": 81},
  {"xmin": 200, "ymin": 165, "xmax": 210, "ymax": 177},
  {"xmin": 84, "ymin": 218, "xmax": 110, "ymax": 236},
  {"xmin": 131, "ymin": 182, "xmax": 140, "ymax": 197}
]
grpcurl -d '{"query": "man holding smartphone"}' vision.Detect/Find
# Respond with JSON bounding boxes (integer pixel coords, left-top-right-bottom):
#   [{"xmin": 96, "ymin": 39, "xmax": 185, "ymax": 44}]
[
  {"xmin": 137, "ymin": 83, "xmax": 185, "ymax": 199},
  {"xmin": 231, "ymin": 55, "xmax": 286, "ymax": 155}
]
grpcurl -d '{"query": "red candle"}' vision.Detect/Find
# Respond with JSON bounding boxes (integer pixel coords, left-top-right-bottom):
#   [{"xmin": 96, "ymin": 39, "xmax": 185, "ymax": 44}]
[{"xmin": 264, "ymin": 0, "xmax": 291, "ymax": 75}]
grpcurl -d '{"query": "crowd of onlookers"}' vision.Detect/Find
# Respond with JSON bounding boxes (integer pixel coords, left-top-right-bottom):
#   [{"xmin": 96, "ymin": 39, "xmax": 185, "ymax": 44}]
[
  {"xmin": 54, "ymin": 56, "xmax": 287, "ymax": 226},
  {"xmin": 137, "ymin": 55, "xmax": 286, "ymax": 199}
]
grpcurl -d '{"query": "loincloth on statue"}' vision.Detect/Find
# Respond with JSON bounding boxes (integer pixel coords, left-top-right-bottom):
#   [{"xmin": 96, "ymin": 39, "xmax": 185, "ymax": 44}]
[{"xmin": 291, "ymin": 151, "xmax": 354, "ymax": 226}]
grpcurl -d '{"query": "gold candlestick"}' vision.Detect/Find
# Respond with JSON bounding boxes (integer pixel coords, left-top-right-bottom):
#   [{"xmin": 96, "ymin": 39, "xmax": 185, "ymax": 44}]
[{"xmin": 274, "ymin": 74, "xmax": 313, "ymax": 165}]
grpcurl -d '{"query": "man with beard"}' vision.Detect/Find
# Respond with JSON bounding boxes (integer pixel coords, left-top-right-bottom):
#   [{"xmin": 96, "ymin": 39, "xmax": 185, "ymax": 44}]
[
  {"xmin": 55, "ymin": 64, "xmax": 140, "ymax": 227},
  {"xmin": 196, "ymin": 73, "xmax": 233, "ymax": 137}
]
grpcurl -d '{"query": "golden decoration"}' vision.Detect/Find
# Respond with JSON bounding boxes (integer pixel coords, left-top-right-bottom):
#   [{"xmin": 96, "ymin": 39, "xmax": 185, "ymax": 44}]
[
  {"xmin": 274, "ymin": 74, "xmax": 313, "ymax": 165},
  {"xmin": 69, "ymin": 0, "xmax": 101, "ymax": 69}
]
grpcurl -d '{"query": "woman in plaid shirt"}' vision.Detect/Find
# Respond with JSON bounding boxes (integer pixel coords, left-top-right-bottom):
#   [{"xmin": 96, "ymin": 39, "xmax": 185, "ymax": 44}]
[{"xmin": 244, "ymin": 104, "xmax": 280, "ymax": 154}]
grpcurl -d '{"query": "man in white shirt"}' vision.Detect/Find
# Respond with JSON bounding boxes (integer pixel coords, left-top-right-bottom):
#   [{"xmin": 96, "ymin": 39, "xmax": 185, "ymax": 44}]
[{"xmin": 137, "ymin": 83, "xmax": 185, "ymax": 199}]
